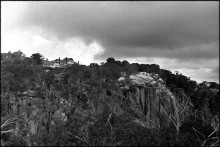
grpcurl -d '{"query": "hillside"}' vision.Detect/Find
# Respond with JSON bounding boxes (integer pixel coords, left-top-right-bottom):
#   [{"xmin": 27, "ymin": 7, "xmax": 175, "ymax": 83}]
[{"xmin": 1, "ymin": 51, "xmax": 219, "ymax": 146}]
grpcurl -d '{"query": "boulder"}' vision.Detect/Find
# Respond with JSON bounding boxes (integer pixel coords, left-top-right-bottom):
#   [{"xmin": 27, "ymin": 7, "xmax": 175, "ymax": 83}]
[
  {"xmin": 118, "ymin": 77, "xmax": 125, "ymax": 82},
  {"xmin": 148, "ymin": 81, "xmax": 157, "ymax": 87},
  {"xmin": 130, "ymin": 74, "xmax": 154, "ymax": 86},
  {"xmin": 136, "ymin": 74, "xmax": 154, "ymax": 82},
  {"xmin": 157, "ymin": 78, "xmax": 164, "ymax": 84},
  {"xmin": 139, "ymin": 72, "xmax": 147, "ymax": 76},
  {"xmin": 130, "ymin": 78, "xmax": 146, "ymax": 87}
]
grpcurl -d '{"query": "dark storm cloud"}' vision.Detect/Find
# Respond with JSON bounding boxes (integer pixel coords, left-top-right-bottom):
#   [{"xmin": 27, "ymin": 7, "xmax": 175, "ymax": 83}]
[
  {"xmin": 96, "ymin": 42, "xmax": 219, "ymax": 60},
  {"xmin": 18, "ymin": 1, "xmax": 219, "ymax": 60}
]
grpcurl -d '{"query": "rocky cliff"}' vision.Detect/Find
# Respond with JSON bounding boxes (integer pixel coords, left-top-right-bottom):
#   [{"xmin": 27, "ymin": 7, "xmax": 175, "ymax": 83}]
[{"xmin": 118, "ymin": 72, "xmax": 193, "ymax": 132}]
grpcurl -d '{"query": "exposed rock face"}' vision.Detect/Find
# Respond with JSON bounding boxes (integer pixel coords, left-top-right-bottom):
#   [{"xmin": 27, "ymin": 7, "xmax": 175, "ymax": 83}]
[
  {"xmin": 119, "ymin": 72, "xmax": 181, "ymax": 130},
  {"xmin": 124, "ymin": 85, "xmax": 180, "ymax": 130}
]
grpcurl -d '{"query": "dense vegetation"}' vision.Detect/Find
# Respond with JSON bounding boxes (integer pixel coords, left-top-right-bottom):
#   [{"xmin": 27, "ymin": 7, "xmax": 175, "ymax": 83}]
[{"xmin": 1, "ymin": 50, "xmax": 219, "ymax": 146}]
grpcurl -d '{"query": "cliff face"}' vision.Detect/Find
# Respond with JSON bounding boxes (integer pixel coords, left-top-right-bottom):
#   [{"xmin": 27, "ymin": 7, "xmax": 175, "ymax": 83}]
[
  {"xmin": 119, "ymin": 72, "xmax": 183, "ymax": 131},
  {"xmin": 124, "ymin": 84, "xmax": 180, "ymax": 130}
]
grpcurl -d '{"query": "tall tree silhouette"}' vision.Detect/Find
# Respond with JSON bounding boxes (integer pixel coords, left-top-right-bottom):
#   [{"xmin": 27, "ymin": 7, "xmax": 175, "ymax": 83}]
[{"xmin": 31, "ymin": 53, "xmax": 44, "ymax": 65}]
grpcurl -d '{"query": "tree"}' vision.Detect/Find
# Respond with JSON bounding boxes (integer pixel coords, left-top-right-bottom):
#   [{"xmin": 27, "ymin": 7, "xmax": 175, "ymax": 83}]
[
  {"xmin": 90, "ymin": 63, "xmax": 99, "ymax": 67},
  {"xmin": 208, "ymin": 82, "xmax": 219, "ymax": 89},
  {"xmin": 115, "ymin": 60, "xmax": 122, "ymax": 66},
  {"xmin": 106, "ymin": 57, "xmax": 116, "ymax": 63},
  {"xmin": 121, "ymin": 60, "xmax": 129, "ymax": 67},
  {"xmin": 102, "ymin": 62, "xmax": 123, "ymax": 79},
  {"xmin": 31, "ymin": 53, "xmax": 44, "ymax": 65},
  {"xmin": 24, "ymin": 57, "xmax": 37, "ymax": 65},
  {"xmin": 123, "ymin": 63, "xmax": 138, "ymax": 75},
  {"xmin": 1, "ymin": 50, "xmax": 25, "ymax": 62},
  {"xmin": 13, "ymin": 50, "xmax": 25, "ymax": 60}
]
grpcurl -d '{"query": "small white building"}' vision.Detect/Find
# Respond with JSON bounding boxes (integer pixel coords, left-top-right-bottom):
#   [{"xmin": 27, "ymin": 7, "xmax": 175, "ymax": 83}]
[
  {"xmin": 53, "ymin": 63, "xmax": 60, "ymax": 68},
  {"xmin": 43, "ymin": 57, "xmax": 77, "ymax": 68},
  {"xmin": 67, "ymin": 60, "xmax": 74, "ymax": 65}
]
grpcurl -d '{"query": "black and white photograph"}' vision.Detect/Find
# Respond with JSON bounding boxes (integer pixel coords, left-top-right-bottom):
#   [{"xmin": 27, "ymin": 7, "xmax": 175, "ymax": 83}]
[{"xmin": 1, "ymin": 1, "xmax": 219, "ymax": 146}]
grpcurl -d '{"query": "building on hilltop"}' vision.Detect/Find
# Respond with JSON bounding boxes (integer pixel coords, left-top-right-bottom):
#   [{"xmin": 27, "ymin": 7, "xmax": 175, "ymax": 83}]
[
  {"xmin": 43, "ymin": 59, "xmax": 56, "ymax": 68},
  {"xmin": 43, "ymin": 57, "xmax": 77, "ymax": 68},
  {"xmin": 61, "ymin": 57, "xmax": 74, "ymax": 65}
]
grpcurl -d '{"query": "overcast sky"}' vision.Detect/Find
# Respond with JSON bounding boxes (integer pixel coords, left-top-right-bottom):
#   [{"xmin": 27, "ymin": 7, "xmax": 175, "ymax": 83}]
[{"xmin": 1, "ymin": 1, "xmax": 219, "ymax": 83}]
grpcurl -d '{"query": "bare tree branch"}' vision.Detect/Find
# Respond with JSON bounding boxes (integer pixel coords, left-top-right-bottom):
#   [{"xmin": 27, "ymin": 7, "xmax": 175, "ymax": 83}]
[
  {"xmin": 210, "ymin": 139, "xmax": 219, "ymax": 146},
  {"xmin": 143, "ymin": 115, "xmax": 160, "ymax": 129},
  {"xmin": 1, "ymin": 129, "xmax": 16, "ymax": 134},
  {"xmin": 179, "ymin": 90, "xmax": 195, "ymax": 115},
  {"xmin": 208, "ymin": 125, "xmax": 219, "ymax": 138},
  {"xmin": 66, "ymin": 131, "xmax": 88, "ymax": 144},
  {"xmin": 106, "ymin": 113, "xmax": 113, "ymax": 127},
  {"xmin": 26, "ymin": 110, "xmax": 39, "ymax": 122},
  {"xmin": 192, "ymin": 127, "xmax": 205, "ymax": 141},
  {"xmin": 1, "ymin": 115, "xmax": 22, "ymax": 128},
  {"xmin": 160, "ymin": 105, "xmax": 179, "ymax": 133}
]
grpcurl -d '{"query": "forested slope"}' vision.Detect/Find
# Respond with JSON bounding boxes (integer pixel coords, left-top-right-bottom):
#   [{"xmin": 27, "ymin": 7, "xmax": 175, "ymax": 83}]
[{"xmin": 1, "ymin": 51, "xmax": 219, "ymax": 146}]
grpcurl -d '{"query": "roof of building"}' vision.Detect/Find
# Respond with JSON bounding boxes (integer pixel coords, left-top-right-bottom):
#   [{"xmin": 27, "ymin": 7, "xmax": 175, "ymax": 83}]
[
  {"xmin": 43, "ymin": 57, "xmax": 75, "ymax": 66},
  {"xmin": 62, "ymin": 58, "xmax": 74, "ymax": 62},
  {"xmin": 43, "ymin": 60, "xmax": 56, "ymax": 66}
]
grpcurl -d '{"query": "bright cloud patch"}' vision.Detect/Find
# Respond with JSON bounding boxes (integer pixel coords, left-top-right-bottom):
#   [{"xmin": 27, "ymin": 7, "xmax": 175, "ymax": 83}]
[{"xmin": 2, "ymin": 28, "xmax": 104, "ymax": 65}]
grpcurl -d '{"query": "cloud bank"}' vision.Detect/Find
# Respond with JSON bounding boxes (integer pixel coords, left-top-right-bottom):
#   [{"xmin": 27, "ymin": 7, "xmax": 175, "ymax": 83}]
[{"xmin": 2, "ymin": 1, "xmax": 219, "ymax": 83}]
